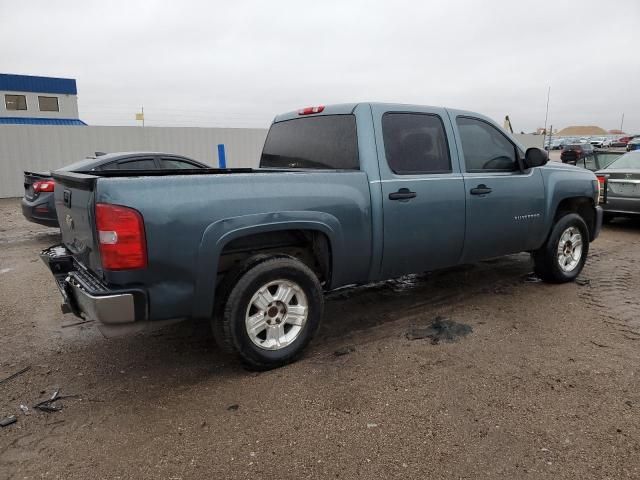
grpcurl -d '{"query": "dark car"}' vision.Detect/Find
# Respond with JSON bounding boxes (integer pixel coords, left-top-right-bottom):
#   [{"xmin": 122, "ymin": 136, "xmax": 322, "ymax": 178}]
[
  {"xmin": 22, "ymin": 152, "xmax": 209, "ymax": 227},
  {"xmin": 560, "ymin": 143, "xmax": 595, "ymax": 165},
  {"xmin": 596, "ymin": 151, "xmax": 640, "ymax": 222},
  {"xmin": 545, "ymin": 138, "xmax": 566, "ymax": 150}
]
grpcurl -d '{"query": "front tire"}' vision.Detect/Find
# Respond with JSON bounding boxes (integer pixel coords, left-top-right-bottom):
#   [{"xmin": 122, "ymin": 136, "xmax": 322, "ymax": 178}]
[
  {"xmin": 533, "ymin": 213, "xmax": 590, "ymax": 283},
  {"xmin": 217, "ymin": 255, "xmax": 324, "ymax": 370}
]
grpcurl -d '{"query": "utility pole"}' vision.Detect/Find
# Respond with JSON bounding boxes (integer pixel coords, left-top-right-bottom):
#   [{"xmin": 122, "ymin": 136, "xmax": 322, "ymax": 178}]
[
  {"xmin": 135, "ymin": 106, "xmax": 145, "ymax": 127},
  {"xmin": 620, "ymin": 113, "xmax": 625, "ymax": 133},
  {"xmin": 542, "ymin": 86, "xmax": 551, "ymax": 146}
]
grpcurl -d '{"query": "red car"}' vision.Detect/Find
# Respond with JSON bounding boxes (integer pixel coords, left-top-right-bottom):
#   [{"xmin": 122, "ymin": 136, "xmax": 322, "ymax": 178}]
[{"xmin": 560, "ymin": 143, "xmax": 595, "ymax": 164}]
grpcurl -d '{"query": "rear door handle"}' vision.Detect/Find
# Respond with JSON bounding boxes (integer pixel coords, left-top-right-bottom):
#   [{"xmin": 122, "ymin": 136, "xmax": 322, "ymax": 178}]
[
  {"xmin": 470, "ymin": 184, "xmax": 492, "ymax": 195},
  {"xmin": 389, "ymin": 188, "xmax": 417, "ymax": 201}
]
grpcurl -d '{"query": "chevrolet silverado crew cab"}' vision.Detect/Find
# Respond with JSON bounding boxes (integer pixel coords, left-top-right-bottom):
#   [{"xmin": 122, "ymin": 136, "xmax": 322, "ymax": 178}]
[{"xmin": 42, "ymin": 103, "xmax": 603, "ymax": 369}]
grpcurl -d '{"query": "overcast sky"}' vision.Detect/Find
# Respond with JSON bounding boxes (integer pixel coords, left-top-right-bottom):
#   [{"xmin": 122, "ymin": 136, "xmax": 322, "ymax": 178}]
[{"xmin": 2, "ymin": 0, "xmax": 638, "ymax": 133}]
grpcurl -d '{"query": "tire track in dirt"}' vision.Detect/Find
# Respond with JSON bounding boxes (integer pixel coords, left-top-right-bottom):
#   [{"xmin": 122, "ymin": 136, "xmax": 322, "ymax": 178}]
[{"xmin": 578, "ymin": 239, "xmax": 640, "ymax": 337}]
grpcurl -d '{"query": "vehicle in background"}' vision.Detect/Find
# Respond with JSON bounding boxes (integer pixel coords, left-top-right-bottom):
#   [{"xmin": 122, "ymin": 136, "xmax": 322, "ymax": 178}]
[
  {"xmin": 561, "ymin": 143, "xmax": 595, "ymax": 165},
  {"xmin": 547, "ymin": 139, "xmax": 566, "ymax": 150},
  {"xmin": 22, "ymin": 152, "xmax": 209, "ymax": 227},
  {"xmin": 41, "ymin": 102, "xmax": 603, "ymax": 369},
  {"xmin": 618, "ymin": 136, "xmax": 633, "ymax": 146},
  {"xmin": 626, "ymin": 138, "xmax": 640, "ymax": 152},
  {"xmin": 572, "ymin": 151, "xmax": 624, "ymax": 172},
  {"xmin": 596, "ymin": 151, "xmax": 640, "ymax": 222},
  {"xmin": 607, "ymin": 138, "xmax": 628, "ymax": 148},
  {"xmin": 590, "ymin": 137, "xmax": 606, "ymax": 148}
]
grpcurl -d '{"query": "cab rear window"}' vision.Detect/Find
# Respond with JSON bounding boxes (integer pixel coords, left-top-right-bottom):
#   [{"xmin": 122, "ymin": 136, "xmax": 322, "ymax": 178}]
[{"xmin": 260, "ymin": 115, "xmax": 359, "ymax": 170}]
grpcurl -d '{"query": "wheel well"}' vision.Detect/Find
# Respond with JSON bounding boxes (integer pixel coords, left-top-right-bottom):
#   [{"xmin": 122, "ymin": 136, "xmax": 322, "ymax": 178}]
[
  {"xmin": 217, "ymin": 230, "xmax": 332, "ymax": 286},
  {"xmin": 554, "ymin": 197, "xmax": 596, "ymax": 240}
]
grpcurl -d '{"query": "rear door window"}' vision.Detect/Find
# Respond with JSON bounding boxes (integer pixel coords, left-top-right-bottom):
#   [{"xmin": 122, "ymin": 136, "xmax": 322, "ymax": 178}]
[
  {"xmin": 159, "ymin": 157, "xmax": 202, "ymax": 169},
  {"xmin": 260, "ymin": 115, "xmax": 359, "ymax": 169},
  {"xmin": 456, "ymin": 117, "xmax": 518, "ymax": 172},
  {"xmin": 96, "ymin": 161, "xmax": 120, "ymax": 171},
  {"xmin": 382, "ymin": 113, "xmax": 451, "ymax": 174},
  {"xmin": 117, "ymin": 158, "xmax": 156, "ymax": 170}
]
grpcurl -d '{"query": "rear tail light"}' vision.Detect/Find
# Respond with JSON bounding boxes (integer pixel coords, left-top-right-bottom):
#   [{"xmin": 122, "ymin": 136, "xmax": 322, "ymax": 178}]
[
  {"xmin": 596, "ymin": 175, "xmax": 607, "ymax": 204},
  {"xmin": 298, "ymin": 105, "xmax": 325, "ymax": 115},
  {"xmin": 95, "ymin": 203, "xmax": 147, "ymax": 270},
  {"xmin": 33, "ymin": 180, "xmax": 55, "ymax": 193}
]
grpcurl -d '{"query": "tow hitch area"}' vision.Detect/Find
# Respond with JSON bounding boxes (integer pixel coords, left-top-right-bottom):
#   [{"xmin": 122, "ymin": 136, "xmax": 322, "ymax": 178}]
[
  {"xmin": 40, "ymin": 244, "xmax": 140, "ymax": 325},
  {"xmin": 40, "ymin": 245, "xmax": 77, "ymax": 314}
]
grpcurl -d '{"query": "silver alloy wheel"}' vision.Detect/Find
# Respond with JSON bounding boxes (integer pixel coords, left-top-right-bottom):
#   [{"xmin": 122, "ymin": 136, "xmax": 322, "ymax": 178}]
[
  {"xmin": 556, "ymin": 226, "xmax": 583, "ymax": 272},
  {"xmin": 245, "ymin": 279, "xmax": 308, "ymax": 350}
]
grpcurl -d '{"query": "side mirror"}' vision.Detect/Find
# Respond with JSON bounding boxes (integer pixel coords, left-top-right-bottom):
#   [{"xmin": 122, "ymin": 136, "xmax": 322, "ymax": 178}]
[{"xmin": 524, "ymin": 147, "xmax": 548, "ymax": 168}]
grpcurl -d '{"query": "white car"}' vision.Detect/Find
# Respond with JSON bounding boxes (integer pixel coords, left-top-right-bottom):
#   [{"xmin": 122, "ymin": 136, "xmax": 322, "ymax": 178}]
[{"xmin": 590, "ymin": 137, "xmax": 606, "ymax": 148}]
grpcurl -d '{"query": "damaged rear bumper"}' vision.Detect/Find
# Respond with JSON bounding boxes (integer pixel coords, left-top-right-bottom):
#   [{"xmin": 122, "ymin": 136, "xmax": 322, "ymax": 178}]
[{"xmin": 40, "ymin": 245, "xmax": 146, "ymax": 325}]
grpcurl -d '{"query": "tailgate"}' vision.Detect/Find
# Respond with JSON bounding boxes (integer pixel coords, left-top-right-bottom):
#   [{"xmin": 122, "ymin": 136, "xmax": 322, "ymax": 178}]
[
  {"xmin": 51, "ymin": 171, "xmax": 102, "ymax": 273},
  {"xmin": 23, "ymin": 171, "xmax": 51, "ymax": 201}
]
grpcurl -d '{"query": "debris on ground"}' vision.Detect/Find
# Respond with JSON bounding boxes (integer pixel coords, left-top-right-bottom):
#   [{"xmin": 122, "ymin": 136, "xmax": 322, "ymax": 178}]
[
  {"xmin": 524, "ymin": 273, "xmax": 543, "ymax": 283},
  {"xmin": 0, "ymin": 365, "xmax": 31, "ymax": 385},
  {"xmin": 406, "ymin": 316, "xmax": 473, "ymax": 344},
  {"xmin": 61, "ymin": 319, "xmax": 94, "ymax": 328},
  {"xmin": 0, "ymin": 415, "xmax": 17, "ymax": 427},
  {"xmin": 575, "ymin": 278, "xmax": 591, "ymax": 286},
  {"xmin": 19, "ymin": 404, "xmax": 30, "ymax": 415},
  {"xmin": 227, "ymin": 404, "xmax": 239, "ymax": 411},
  {"xmin": 334, "ymin": 346, "xmax": 356, "ymax": 356},
  {"xmin": 33, "ymin": 389, "xmax": 78, "ymax": 413}
]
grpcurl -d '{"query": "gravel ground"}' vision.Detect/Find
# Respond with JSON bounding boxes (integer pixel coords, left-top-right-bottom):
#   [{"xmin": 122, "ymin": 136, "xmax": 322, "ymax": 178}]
[{"xmin": 1, "ymin": 197, "xmax": 640, "ymax": 479}]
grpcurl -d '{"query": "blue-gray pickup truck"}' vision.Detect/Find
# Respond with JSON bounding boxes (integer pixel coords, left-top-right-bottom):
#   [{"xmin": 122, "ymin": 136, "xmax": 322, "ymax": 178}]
[{"xmin": 42, "ymin": 103, "xmax": 604, "ymax": 369}]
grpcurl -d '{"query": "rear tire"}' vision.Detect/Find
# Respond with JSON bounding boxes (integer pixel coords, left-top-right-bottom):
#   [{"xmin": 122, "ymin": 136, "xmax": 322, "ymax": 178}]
[
  {"xmin": 533, "ymin": 213, "xmax": 589, "ymax": 283},
  {"xmin": 215, "ymin": 255, "xmax": 324, "ymax": 370}
]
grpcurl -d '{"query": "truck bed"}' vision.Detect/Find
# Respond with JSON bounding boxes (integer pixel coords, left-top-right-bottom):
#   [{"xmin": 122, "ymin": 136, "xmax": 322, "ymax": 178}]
[{"xmin": 51, "ymin": 168, "xmax": 374, "ymax": 321}]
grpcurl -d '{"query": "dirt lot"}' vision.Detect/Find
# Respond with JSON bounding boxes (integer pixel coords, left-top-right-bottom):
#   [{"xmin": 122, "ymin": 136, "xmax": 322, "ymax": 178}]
[{"xmin": 1, "ymin": 197, "xmax": 640, "ymax": 479}]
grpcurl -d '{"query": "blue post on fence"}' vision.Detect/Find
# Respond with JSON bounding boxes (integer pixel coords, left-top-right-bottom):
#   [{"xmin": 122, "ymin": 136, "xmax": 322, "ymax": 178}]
[{"xmin": 217, "ymin": 144, "xmax": 226, "ymax": 169}]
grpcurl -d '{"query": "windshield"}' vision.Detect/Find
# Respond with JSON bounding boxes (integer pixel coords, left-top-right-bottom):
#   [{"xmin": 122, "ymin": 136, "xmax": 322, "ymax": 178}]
[{"xmin": 606, "ymin": 152, "xmax": 640, "ymax": 170}]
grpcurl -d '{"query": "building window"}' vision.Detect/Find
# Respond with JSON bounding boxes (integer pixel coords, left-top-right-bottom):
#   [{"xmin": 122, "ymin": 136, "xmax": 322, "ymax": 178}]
[
  {"xmin": 5, "ymin": 94, "xmax": 27, "ymax": 111},
  {"xmin": 38, "ymin": 96, "xmax": 59, "ymax": 112}
]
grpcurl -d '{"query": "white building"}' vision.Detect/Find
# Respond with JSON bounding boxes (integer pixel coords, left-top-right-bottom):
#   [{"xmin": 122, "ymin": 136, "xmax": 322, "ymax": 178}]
[{"xmin": 0, "ymin": 73, "xmax": 85, "ymax": 125}]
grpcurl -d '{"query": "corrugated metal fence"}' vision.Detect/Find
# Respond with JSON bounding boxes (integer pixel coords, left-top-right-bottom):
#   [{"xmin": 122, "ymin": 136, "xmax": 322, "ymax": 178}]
[
  {"xmin": 0, "ymin": 126, "xmax": 543, "ymax": 198},
  {"xmin": 0, "ymin": 125, "xmax": 268, "ymax": 198}
]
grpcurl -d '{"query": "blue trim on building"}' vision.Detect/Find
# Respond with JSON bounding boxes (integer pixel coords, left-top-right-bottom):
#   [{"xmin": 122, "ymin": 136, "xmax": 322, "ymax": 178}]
[
  {"xmin": 0, "ymin": 117, "xmax": 87, "ymax": 126},
  {"xmin": 0, "ymin": 74, "xmax": 77, "ymax": 95}
]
